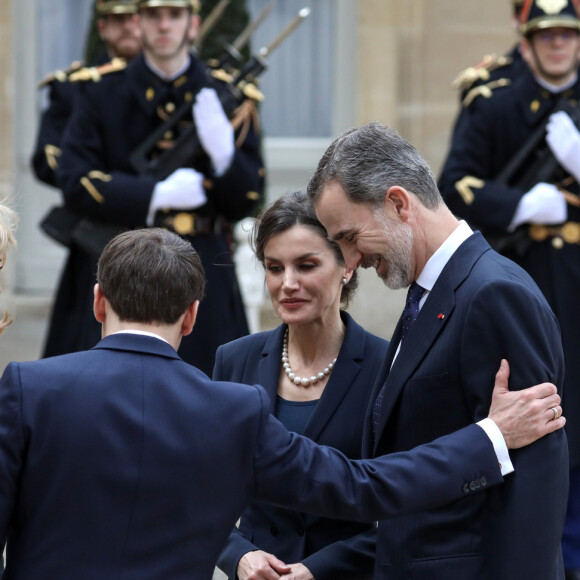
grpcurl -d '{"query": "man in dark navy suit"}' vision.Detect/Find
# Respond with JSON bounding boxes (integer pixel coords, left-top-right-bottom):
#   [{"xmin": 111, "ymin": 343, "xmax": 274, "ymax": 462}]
[
  {"xmin": 309, "ymin": 120, "xmax": 568, "ymax": 579},
  {"xmin": 0, "ymin": 228, "xmax": 564, "ymax": 579}
]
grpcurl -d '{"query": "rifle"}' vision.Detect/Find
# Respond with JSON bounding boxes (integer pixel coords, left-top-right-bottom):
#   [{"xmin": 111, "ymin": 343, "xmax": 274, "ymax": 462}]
[
  {"xmin": 129, "ymin": 7, "xmax": 311, "ymax": 180},
  {"xmin": 193, "ymin": 0, "xmax": 232, "ymax": 51},
  {"xmin": 497, "ymin": 99, "xmax": 580, "ymax": 189},
  {"xmin": 208, "ymin": 0, "xmax": 276, "ymax": 72},
  {"xmin": 488, "ymin": 99, "xmax": 580, "ymax": 254}
]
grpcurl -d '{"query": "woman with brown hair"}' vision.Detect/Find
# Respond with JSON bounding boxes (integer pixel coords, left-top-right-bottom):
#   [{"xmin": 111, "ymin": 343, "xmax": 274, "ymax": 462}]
[{"xmin": 214, "ymin": 191, "xmax": 388, "ymax": 579}]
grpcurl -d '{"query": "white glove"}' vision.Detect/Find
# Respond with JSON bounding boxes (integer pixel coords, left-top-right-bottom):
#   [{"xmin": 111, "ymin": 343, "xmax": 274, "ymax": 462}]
[
  {"xmin": 546, "ymin": 110, "xmax": 580, "ymax": 182},
  {"xmin": 509, "ymin": 182, "xmax": 567, "ymax": 231},
  {"xmin": 147, "ymin": 168, "xmax": 207, "ymax": 226},
  {"xmin": 193, "ymin": 87, "xmax": 235, "ymax": 177}
]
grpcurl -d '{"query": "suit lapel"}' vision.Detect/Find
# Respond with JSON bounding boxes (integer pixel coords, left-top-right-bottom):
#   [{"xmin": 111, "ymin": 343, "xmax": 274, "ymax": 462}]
[
  {"xmin": 372, "ymin": 233, "xmax": 491, "ymax": 454},
  {"xmin": 257, "ymin": 326, "xmax": 287, "ymax": 414},
  {"xmin": 304, "ymin": 313, "xmax": 364, "ymax": 441},
  {"xmin": 362, "ymin": 322, "xmax": 401, "ymax": 455}
]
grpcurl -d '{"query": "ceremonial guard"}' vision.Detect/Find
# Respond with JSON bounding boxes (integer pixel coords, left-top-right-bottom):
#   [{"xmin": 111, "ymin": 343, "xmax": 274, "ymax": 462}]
[
  {"xmin": 439, "ymin": 1, "xmax": 580, "ymax": 576},
  {"xmin": 31, "ymin": 0, "xmax": 141, "ymax": 187},
  {"xmin": 49, "ymin": 0, "xmax": 264, "ymax": 376},
  {"xmin": 453, "ymin": 0, "xmax": 527, "ymax": 105}
]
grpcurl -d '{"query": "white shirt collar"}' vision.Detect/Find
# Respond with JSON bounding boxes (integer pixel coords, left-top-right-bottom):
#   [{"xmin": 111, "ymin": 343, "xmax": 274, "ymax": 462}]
[
  {"xmin": 535, "ymin": 72, "xmax": 578, "ymax": 94},
  {"xmin": 111, "ymin": 330, "xmax": 170, "ymax": 345},
  {"xmin": 144, "ymin": 54, "xmax": 191, "ymax": 82},
  {"xmin": 416, "ymin": 221, "xmax": 473, "ymax": 293}
]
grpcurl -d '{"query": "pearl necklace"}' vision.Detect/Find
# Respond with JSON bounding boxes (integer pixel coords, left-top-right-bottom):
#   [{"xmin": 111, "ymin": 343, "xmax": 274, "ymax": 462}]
[{"xmin": 281, "ymin": 329, "xmax": 338, "ymax": 387}]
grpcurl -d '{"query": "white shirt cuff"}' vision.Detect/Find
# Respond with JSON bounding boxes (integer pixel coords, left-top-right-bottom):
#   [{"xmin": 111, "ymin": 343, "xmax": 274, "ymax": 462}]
[{"xmin": 476, "ymin": 417, "xmax": 514, "ymax": 476}]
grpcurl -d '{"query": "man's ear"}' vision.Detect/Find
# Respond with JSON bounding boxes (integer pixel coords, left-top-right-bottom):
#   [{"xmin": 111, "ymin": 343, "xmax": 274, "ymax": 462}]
[
  {"xmin": 188, "ymin": 14, "xmax": 201, "ymax": 43},
  {"xmin": 520, "ymin": 37, "xmax": 532, "ymax": 66},
  {"xmin": 181, "ymin": 300, "xmax": 199, "ymax": 336},
  {"xmin": 93, "ymin": 283, "xmax": 107, "ymax": 323},
  {"xmin": 384, "ymin": 186, "xmax": 411, "ymax": 220},
  {"xmin": 96, "ymin": 18, "xmax": 107, "ymax": 42}
]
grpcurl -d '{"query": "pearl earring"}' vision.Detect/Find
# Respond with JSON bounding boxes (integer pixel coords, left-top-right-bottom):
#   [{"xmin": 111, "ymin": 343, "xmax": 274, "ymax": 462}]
[{"xmin": 342, "ymin": 278, "xmax": 348, "ymax": 284}]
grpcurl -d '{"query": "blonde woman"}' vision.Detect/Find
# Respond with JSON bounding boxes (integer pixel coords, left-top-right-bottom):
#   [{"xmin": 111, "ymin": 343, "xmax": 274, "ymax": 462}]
[{"xmin": 0, "ymin": 199, "xmax": 17, "ymax": 334}]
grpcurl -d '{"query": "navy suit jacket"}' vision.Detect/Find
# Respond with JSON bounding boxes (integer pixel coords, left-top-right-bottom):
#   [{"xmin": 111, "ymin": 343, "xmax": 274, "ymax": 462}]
[
  {"xmin": 0, "ymin": 332, "xmax": 504, "ymax": 579},
  {"xmin": 213, "ymin": 313, "xmax": 389, "ymax": 579},
  {"xmin": 366, "ymin": 232, "xmax": 568, "ymax": 580}
]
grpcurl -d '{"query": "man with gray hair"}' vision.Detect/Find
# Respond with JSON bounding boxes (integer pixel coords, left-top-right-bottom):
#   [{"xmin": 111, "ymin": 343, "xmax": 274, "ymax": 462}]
[{"xmin": 309, "ymin": 121, "xmax": 568, "ymax": 579}]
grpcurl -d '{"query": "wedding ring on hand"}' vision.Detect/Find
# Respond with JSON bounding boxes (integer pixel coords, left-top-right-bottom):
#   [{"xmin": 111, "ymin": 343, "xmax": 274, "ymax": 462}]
[{"xmin": 552, "ymin": 407, "xmax": 561, "ymax": 420}]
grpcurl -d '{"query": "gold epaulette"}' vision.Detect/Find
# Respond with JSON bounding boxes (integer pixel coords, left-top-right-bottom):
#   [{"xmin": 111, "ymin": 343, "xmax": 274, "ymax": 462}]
[
  {"xmin": 462, "ymin": 78, "xmax": 512, "ymax": 107},
  {"xmin": 211, "ymin": 68, "xmax": 235, "ymax": 84},
  {"xmin": 452, "ymin": 54, "xmax": 513, "ymax": 93},
  {"xmin": 37, "ymin": 60, "xmax": 83, "ymax": 89},
  {"xmin": 69, "ymin": 57, "xmax": 127, "ymax": 83}
]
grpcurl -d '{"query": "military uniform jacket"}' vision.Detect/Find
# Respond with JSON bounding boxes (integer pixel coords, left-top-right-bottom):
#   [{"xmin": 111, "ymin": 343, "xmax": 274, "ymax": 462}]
[
  {"xmin": 31, "ymin": 52, "xmax": 110, "ymax": 188},
  {"xmin": 47, "ymin": 53, "xmax": 264, "ymax": 375},
  {"xmin": 57, "ymin": 52, "xmax": 264, "ymax": 226},
  {"xmin": 438, "ymin": 68, "xmax": 580, "ymax": 465}
]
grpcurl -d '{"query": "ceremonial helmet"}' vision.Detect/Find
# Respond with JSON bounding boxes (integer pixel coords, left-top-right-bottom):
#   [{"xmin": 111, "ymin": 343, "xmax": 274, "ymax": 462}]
[
  {"xmin": 134, "ymin": 0, "xmax": 201, "ymax": 13},
  {"xmin": 519, "ymin": 0, "xmax": 580, "ymax": 36},
  {"xmin": 95, "ymin": 0, "xmax": 137, "ymax": 15}
]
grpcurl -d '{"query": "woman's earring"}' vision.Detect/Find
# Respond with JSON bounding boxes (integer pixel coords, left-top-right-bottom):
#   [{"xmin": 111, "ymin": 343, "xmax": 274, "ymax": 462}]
[{"xmin": 342, "ymin": 278, "xmax": 348, "ymax": 284}]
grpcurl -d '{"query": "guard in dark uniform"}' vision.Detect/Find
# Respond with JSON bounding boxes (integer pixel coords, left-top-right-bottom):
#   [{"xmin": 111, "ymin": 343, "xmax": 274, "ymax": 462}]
[
  {"xmin": 49, "ymin": 0, "xmax": 264, "ymax": 377},
  {"xmin": 439, "ymin": 1, "xmax": 580, "ymax": 576},
  {"xmin": 32, "ymin": 0, "xmax": 141, "ymax": 187},
  {"xmin": 453, "ymin": 0, "xmax": 527, "ymax": 105}
]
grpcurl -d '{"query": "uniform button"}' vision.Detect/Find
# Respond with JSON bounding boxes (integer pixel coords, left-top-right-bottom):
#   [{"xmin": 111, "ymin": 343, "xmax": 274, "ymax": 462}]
[
  {"xmin": 165, "ymin": 102, "xmax": 176, "ymax": 113},
  {"xmin": 297, "ymin": 528, "xmax": 305, "ymax": 536},
  {"xmin": 552, "ymin": 237, "xmax": 564, "ymax": 250},
  {"xmin": 480, "ymin": 476, "xmax": 487, "ymax": 487},
  {"xmin": 270, "ymin": 525, "xmax": 278, "ymax": 536},
  {"xmin": 463, "ymin": 483, "xmax": 470, "ymax": 494},
  {"xmin": 469, "ymin": 481, "xmax": 477, "ymax": 491}
]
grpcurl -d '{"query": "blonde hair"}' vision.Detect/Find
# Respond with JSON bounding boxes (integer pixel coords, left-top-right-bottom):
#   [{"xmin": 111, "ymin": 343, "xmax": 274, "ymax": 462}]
[{"xmin": 0, "ymin": 199, "xmax": 18, "ymax": 335}]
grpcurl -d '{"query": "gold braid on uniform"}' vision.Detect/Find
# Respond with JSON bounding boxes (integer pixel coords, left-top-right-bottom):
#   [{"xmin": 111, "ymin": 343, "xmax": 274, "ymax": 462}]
[
  {"xmin": 462, "ymin": 78, "xmax": 512, "ymax": 107},
  {"xmin": 230, "ymin": 100, "xmax": 260, "ymax": 147}
]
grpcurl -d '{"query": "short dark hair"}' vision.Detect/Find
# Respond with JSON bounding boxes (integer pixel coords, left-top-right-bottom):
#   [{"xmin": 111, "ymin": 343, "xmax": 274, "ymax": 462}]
[
  {"xmin": 251, "ymin": 191, "xmax": 358, "ymax": 309},
  {"xmin": 307, "ymin": 121, "xmax": 443, "ymax": 210},
  {"xmin": 97, "ymin": 228, "xmax": 205, "ymax": 324}
]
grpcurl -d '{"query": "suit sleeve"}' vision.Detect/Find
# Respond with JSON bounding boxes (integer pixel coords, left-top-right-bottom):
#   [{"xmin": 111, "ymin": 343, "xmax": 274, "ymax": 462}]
[
  {"xmin": 459, "ymin": 276, "xmax": 568, "ymax": 579},
  {"xmin": 57, "ymin": 82, "xmax": 157, "ymax": 227},
  {"xmin": 0, "ymin": 364, "xmax": 26, "ymax": 547},
  {"xmin": 203, "ymin": 102, "xmax": 265, "ymax": 222},
  {"xmin": 252, "ymin": 387, "xmax": 503, "ymax": 522},
  {"xmin": 31, "ymin": 82, "xmax": 75, "ymax": 188},
  {"xmin": 303, "ymin": 527, "xmax": 376, "ymax": 579}
]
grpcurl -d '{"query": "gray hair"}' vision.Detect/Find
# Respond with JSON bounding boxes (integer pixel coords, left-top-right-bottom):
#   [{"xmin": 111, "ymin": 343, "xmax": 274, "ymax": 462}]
[{"xmin": 307, "ymin": 121, "xmax": 442, "ymax": 210}]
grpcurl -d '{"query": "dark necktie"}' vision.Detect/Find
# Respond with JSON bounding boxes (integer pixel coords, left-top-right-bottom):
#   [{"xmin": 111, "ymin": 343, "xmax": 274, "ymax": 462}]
[{"xmin": 372, "ymin": 282, "xmax": 426, "ymax": 440}]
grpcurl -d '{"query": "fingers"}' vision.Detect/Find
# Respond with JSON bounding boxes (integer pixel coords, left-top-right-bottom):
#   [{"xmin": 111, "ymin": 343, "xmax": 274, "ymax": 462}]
[
  {"xmin": 545, "ymin": 405, "xmax": 562, "ymax": 423},
  {"xmin": 492, "ymin": 359, "xmax": 510, "ymax": 394},
  {"xmin": 515, "ymin": 382, "xmax": 558, "ymax": 401},
  {"xmin": 237, "ymin": 550, "xmax": 288, "ymax": 580},
  {"xmin": 544, "ymin": 416, "xmax": 567, "ymax": 435}
]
